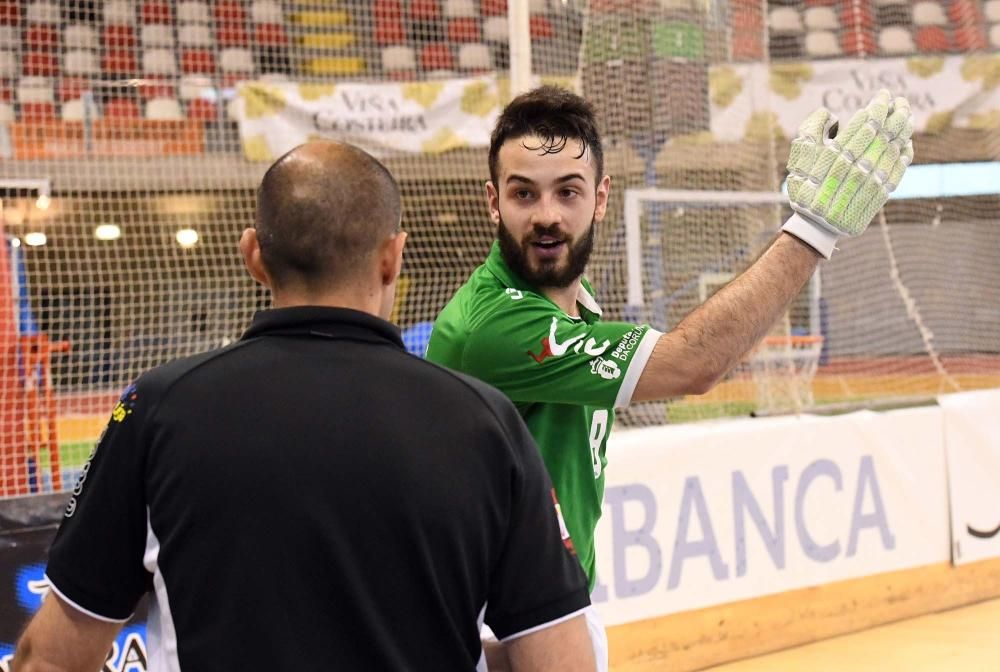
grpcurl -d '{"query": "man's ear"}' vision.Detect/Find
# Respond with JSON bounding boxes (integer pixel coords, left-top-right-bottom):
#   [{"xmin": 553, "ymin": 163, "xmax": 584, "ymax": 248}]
[
  {"xmin": 380, "ymin": 231, "xmax": 408, "ymax": 287},
  {"xmin": 594, "ymin": 175, "xmax": 612, "ymax": 222},
  {"xmin": 485, "ymin": 181, "xmax": 501, "ymax": 225},
  {"xmin": 239, "ymin": 228, "xmax": 272, "ymax": 289}
]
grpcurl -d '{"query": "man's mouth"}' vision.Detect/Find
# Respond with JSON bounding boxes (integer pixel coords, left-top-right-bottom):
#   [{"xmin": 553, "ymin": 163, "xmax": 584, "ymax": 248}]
[{"xmin": 530, "ymin": 237, "xmax": 566, "ymax": 260}]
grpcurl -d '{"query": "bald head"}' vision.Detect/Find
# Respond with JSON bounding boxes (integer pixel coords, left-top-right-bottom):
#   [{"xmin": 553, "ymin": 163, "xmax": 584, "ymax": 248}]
[{"xmin": 255, "ymin": 141, "xmax": 402, "ymax": 293}]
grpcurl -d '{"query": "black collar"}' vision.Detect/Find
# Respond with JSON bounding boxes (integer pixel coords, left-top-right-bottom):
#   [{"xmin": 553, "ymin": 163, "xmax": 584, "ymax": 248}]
[{"xmin": 241, "ymin": 306, "xmax": 405, "ymax": 349}]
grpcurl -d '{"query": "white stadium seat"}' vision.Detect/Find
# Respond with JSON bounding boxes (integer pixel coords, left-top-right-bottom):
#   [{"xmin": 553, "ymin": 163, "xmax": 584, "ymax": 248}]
[
  {"xmin": 26, "ymin": 1, "xmax": 60, "ymax": 24},
  {"xmin": 64, "ymin": 24, "xmax": 99, "ymax": 50},
  {"xmin": 142, "ymin": 24, "xmax": 175, "ymax": 48},
  {"xmin": 250, "ymin": 0, "xmax": 283, "ymax": 25},
  {"xmin": 143, "ymin": 48, "xmax": 178, "ymax": 76},
  {"xmin": 770, "ymin": 7, "xmax": 804, "ymax": 34},
  {"xmin": 879, "ymin": 26, "xmax": 917, "ymax": 54},
  {"xmin": 177, "ymin": 0, "xmax": 211, "ymax": 24},
  {"xmin": 458, "ymin": 43, "xmax": 491, "ymax": 70},
  {"xmin": 913, "ymin": 1, "xmax": 948, "ymax": 27},
  {"xmin": 804, "ymin": 7, "xmax": 839, "ymax": 31},
  {"xmin": 805, "ymin": 31, "xmax": 841, "ymax": 58},
  {"xmin": 219, "ymin": 48, "xmax": 254, "ymax": 74},
  {"xmin": 104, "ymin": 1, "xmax": 137, "ymax": 26},
  {"xmin": 64, "ymin": 49, "xmax": 99, "ymax": 76},
  {"xmin": 381, "ymin": 45, "xmax": 416, "ymax": 72},
  {"xmin": 146, "ymin": 97, "xmax": 185, "ymax": 120},
  {"xmin": 178, "ymin": 24, "xmax": 213, "ymax": 47}
]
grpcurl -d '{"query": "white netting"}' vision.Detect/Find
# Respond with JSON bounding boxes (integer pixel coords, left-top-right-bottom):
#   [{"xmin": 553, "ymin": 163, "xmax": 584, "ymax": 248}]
[{"xmin": 2, "ymin": 0, "xmax": 999, "ymax": 497}]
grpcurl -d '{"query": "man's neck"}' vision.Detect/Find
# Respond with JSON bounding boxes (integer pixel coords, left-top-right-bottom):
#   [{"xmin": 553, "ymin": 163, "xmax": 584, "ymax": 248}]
[
  {"xmin": 540, "ymin": 279, "xmax": 583, "ymax": 317},
  {"xmin": 270, "ymin": 285, "xmax": 384, "ymax": 318}
]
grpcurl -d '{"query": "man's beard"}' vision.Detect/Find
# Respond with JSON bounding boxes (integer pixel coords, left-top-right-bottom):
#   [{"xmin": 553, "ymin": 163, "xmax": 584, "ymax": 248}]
[{"xmin": 497, "ymin": 215, "xmax": 596, "ymax": 289}]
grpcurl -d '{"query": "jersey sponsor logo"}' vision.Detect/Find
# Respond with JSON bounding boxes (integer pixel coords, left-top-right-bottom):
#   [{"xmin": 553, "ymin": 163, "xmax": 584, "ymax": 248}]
[
  {"xmin": 551, "ymin": 489, "xmax": 576, "ymax": 556},
  {"xmin": 527, "ymin": 317, "xmax": 611, "ymax": 364},
  {"xmin": 589, "ymin": 357, "xmax": 621, "ymax": 381},
  {"xmin": 111, "ymin": 383, "xmax": 139, "ymax": 424},
  {"xmin": 609, "ymin": 326, "xmax": 644, "ymax": 362},
  {"xmin": 505, "ymin": 287, "xmax": 524, "ymax": 301}
]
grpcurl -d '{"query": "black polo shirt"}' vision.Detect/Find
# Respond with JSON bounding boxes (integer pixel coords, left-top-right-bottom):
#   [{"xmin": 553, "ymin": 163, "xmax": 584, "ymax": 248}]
[{"xmin": 45, "ymin": 307, "xmax": 590, "ymax": 671}]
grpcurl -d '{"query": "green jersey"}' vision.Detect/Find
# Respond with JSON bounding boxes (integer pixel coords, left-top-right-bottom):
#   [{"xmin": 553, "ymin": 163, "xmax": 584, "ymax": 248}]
[{"xmin": 426, "ymin": 242, "xmax": 661, "ymax": 588}]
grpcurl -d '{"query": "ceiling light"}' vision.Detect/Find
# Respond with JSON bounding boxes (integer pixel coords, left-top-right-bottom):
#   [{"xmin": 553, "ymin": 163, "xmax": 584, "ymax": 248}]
[
  {"xmin": 176, "ymin": 228, "xmax": 199, "ymax": 248},
  {"xmin": 35, "ymin": 195, "xmax": 51, "ymax": 211},
  {"xmin": 95, "ymin": 224, "xmax": 122, "ymax": 241},
  {"xmin": 24, "ymin": 232, "xmax": 47, "ymax": 247}
]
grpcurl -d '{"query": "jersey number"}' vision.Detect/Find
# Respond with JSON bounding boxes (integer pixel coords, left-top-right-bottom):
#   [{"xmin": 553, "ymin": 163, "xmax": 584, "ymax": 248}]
[{"xmin": 590, "ymin": 409, "xmax": 609, "ymax": 479}]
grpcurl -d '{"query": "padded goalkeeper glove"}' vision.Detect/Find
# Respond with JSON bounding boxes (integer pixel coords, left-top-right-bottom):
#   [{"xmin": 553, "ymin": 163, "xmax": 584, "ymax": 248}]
[{"xmin": 782, "ymin": 89, "xmax": 914, "ymax": 258}]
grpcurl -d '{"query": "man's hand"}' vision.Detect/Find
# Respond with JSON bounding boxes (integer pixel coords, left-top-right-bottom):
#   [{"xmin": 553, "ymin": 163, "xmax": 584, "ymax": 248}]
[{"xmin": 782, "ymin": 89, "xmax": 914, "ymax": 258}]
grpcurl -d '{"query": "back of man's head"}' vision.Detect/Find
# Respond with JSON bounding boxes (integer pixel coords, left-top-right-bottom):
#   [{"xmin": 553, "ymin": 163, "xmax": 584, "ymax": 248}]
[
  {"xmin": 255, "ymin": 141, "xmax": 402, "ymax": 293},
  {"xmin": 488, "ymin": 85, "xmax": 604, "ymax": 185}
]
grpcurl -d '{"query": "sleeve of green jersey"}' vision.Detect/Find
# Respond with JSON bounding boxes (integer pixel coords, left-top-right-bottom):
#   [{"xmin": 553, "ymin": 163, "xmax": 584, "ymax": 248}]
[{"xmin": 460, "ymin": 298, "xmax": 661, "ymax": 409}]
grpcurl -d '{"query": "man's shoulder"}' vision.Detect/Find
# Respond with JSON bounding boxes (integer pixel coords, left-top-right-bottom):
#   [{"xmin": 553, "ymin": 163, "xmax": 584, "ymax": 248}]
[{"xmin": 134, "ymin": 340, "xmax": 254, "ymax": 399}]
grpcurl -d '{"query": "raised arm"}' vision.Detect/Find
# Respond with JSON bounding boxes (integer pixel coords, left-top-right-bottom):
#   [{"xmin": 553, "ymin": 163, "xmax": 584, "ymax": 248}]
[{"xmin": 633, "ymin": 90, "xmax": 914, "ymax": 402}]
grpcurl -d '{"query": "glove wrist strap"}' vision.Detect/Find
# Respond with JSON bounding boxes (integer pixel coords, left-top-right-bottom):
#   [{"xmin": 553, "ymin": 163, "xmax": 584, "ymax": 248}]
[{"xmin": 781, "ymin": 212, "xmax": 838, "ymax": 259}]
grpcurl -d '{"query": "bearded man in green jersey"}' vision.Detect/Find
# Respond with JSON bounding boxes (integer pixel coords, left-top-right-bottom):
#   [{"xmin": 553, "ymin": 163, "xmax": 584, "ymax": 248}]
[{"xmin": 427, "ymin": 85, "xmax": 913, "ymax": 669}]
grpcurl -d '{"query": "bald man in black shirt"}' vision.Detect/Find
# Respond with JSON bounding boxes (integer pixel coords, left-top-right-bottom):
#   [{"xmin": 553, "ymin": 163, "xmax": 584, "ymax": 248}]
[{"xmin": 14, "ymin": 141, "xmax": 594, "ymax": 672}]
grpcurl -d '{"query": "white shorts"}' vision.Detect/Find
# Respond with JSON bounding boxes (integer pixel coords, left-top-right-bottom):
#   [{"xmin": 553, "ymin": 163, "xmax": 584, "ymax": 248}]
[{"xmin": 478, "ymin": 605, "xmax": 608, "ymax": 671}]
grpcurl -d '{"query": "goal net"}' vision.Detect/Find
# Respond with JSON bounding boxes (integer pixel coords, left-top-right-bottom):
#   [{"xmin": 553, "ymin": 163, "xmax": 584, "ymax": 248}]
[{"xmin": 2, "ymin": 0, "xmax": 1000, "ymax": 497}]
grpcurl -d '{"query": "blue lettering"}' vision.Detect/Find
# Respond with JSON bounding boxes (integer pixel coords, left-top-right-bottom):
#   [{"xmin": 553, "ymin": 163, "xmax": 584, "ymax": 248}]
[
  {"xmin": 846, "ymin": 455, "xmax": 895, "ymax": 556},
  {"xmin": 795, "ymin": 459, "xmax": 842, "ymax": 562},
  {"xmin": 605, "ymin": 485, "xmax": 662, "ymax": 598},
  {"xmin": 733, "ymin": 466, "xmax": 789, "ymax": 576},
  {"xmin": 668, "ymin": 477, "xmax": 728, "ymax": 589}
]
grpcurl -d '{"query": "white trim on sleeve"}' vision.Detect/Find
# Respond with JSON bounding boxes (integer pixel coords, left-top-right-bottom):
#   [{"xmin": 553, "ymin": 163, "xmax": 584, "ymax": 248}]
[
  {"xmin": 614, "ymin": 328, "xmax": 662, "ymax": 409},
  {"xmin": 43, "ymin": 575, "xmax": 133, "ymax": 623},
  {"xmin": 498, "ymin": 606, "xmax": 590, "ymax": 643}
]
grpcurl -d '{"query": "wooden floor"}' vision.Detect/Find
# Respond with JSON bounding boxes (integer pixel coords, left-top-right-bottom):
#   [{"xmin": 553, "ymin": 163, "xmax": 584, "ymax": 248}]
[{"xmin": 706, "ymin": 598, "xmax": 1000, "ymax": 671}]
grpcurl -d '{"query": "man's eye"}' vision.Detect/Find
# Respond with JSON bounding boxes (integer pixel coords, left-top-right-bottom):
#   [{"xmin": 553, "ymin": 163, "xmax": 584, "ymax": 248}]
[{"xmin": 515, "ymin": 190, "xmax": 533, "ymax": 200}]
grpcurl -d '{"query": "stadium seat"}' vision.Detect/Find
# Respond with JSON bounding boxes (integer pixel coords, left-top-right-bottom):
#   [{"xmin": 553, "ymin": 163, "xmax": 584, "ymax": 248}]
[
  {"xmin": 25, "ymin": 25, "xmax": 59, "ymax": 51},
  {"xmin": 954, "ymin": 25, "xmax": 987, "ymax": 50},
  {"xmin": 420, "ymin": 42, "xmax": 453, "ymax": 71},
  {"xmin": 141, "ymin": 0, "xmax": 171, "ymax": 24},
  {"xmin": 0, "ymin": 24, "xmax": 16, "ymax": 49},
  {"xmin": 181, "ymin": 48, "xmax": 215, "ymax": 74},
  {"xmin": 23, "ymin": 50, "xmax": 58, "ymax": 76},
  {"xmin": 58, "ymin": 76, "xmax": 88, "ymax": 101},
  {"xmin": 18, "ymin": 76, "xmax": 56, "ymax": 120},
  {"xmin": 145, "ymin": 96, "xmax": 183, "ymax": 119},
  {"xmin": 0, "ymin": 83, "xmax": 10, "ymax": 101},
  {"xmin": 457, "ymin": 42, "xmax": 491, "ymax": 70},
  {"xmin": 142, "ymin": 48, "xmax": 177, "ymax": 76},
  {"xmin": 103, "ymin": 24, "xmax": 137, "ymax": 48},
  {"xmin": 444, "ymin": 0, "xmax": 476, "ymax": 17},
  {"xmin": 254, "ymin": 23, "xmax": 288, "ymax": 46},
  {"xmin": 178, "ymin": 24, "xmax": 213, "ymax": 47},
  {"xmin": 804, "ymin": 30, "xmax": 841, "ymax": 57},
  {"xmin": 0, "ymin": 50, "xmax": 16, "ymax": 79},
  {"xmin": 102, "ymin": 48, "xmax": 138, "ymax": 74},
  {"xmin": 103, "ymin": 1, "xmax": 136, "ymax": 26},
  {"xmin": 63, "ymin": 49, "xmax": 98, "ymax": 76},
  {"xmin": 732, "ymin": 8, "xmax": 764, "ymax": 30},
  {"xmin": 447, "ymin": 17, "xmax": 481, "ymax": 42},
  {"xmin": 915, "ymin": 25, "xmax": 952, "ymax": 51},
  {"xmin": 374, "ymin": 0, "xmax": 402, "ymax": 21},
  {"xmin": 64, "ymin": 24, "xmax": 98, "ymax": 50},
  {"xmin": 0, "ymin": 1, "xmax": 19, "ymax": 25},
  {"xmin": 142, "ymin": 23, "xmax": 175, "ymax": 48},
  {"xmin": 949, "ymin": 0, "xmax": 982, "ymax": 25},
  {"xmin": 483, "ymin": 16, "xmax": 508, "ymax": 42},
  {"xmin": 178, "ymin": 73, "xmax": 212, "ymax": 99},
  {"xmin": 185, "ymin": 97, "xmax": 217, "ymax": 120},
  {"xmin": 529, "ymin": 15, "xmax": 554, "ymax": 39},
  {"xmin": 219, "ymin": 47, "xmax": 254, "ymax": 85},
  {"xmin": 381, "ymin": 44, "xmax": 416, "ymax": 77},
  {"xmin": 528, "ymin": 0, "xmax": 547, "ymax": 13},
  {"xmin": 875, "ymin": 3, "xmax": 913, "ymax": 26},
  {"xmin": 375, "ymin": 17, "xmax": 406, "ymax": 45},
  {"xmin": 21, "ymin": 100, "xmax": 56, "ymax": 120},
  {"xmin": 732, "ymin": 32, "xmax": 764, "ymax": 60},
  {"xmin": 840, "ymin": 29, "xmax": 876, "ymax": 54},
  {"xmin": 990, "ymin": 23, "xmax": 1000, "ymax": 48},
  {"xmin": 25, "ymin": 1, "xmax": 59, "ymax": 24},
  {"xmin": 769, "ymin": 7, "xmax": 804, "ymax": 33},
  {"xmin": 214, "ymin": 1, "xmax": 246, "ymax": 25},
  {"xmin": 985, "ymin": 0, "xmax": 1000, "ymax": 23},
  {"xmin": 250, "ymin": 0, "xmax": 283, "ymax": 24},
  {"xmin": 177, "ymin": 0, "xmax": 210, "ymax": 24},
  {"xmin": 0, "ymin": 101, "xmax": 14, "ymax": 123},
  {"xmin": 481, "ymin": 0, "xmax": 507, "ymax": 16},
  {"xmin": 913, "ymin": 1, "xmax": 947, "ymax": 26},
  {"xmin": 872, "ymin": 0, "xmax": 908, "ymax": 5},
  {"xmin": 878, "ymin": 26, "xmax": 916, "ymax": 54},
  {"xmin": 804, "ymin": 6, "xmax": 838, "ymax": 30},
  {"xmin": 217, "ymin": 23, "xmax": 248, "ymax": 46},
  {"xmin": 410, "ymin": 0, "xmax": 441, "ymax": 21},
  {"xmin": 104, "ymin": 97, "xmax": 141, "ymax": 118},
  {"xmin": 839, "ymin": 2, "xmax": 875, "ymax": 30},
  {"xmin": 138, "ymin": 75, "xmax": 175, "ymax": 100}
]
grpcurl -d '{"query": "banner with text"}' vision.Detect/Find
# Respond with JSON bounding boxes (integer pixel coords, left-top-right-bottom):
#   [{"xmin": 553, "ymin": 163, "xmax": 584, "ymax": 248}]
[
  {"xmin": 591, "ymin": 407, "xmax": 950, "ymax": 627},
  {"xmin": 709, "ymin": 55, "xmax": 1000, "ymax": 142},
  {"xmin": 234, "ymin": 77, "xmax": 502, "ymax": 162},
  {"xmin": 941, "ymin": 389, "xmax": 1000, "ymax": 566}
]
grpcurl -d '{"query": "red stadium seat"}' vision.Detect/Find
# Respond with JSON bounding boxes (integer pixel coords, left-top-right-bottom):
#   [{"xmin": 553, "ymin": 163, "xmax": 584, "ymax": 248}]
[
  {"xmin": 185, "ymin": 97, "xmax": 218, "ymax": 120},
  {"xmin": 214, "ymin": 1, "xmax": 246, "ymax": 24},
  {"xmin": 731, "ymin": 9, "xmax": 764, "ymax": 30},
  {"xmin": 731, "ymin": 32, "xmax": 764, "ymax": 60},
  {"xmin": 181, "ymin": 48, "xmax": 215, "ymax": 74},
  {"xmin": 103, "ymin": 24, "xmax": 137, "ymax": 49},
  {"xmin": 138, "ymin": 76, "xmax": 176, "ymax": 100},
  {"xmin": 839, "ymin": 3, "xmax": 874, "ymax": 30},
  {"xmin": 840, "ymin": 29, "xmax": 877, "ymax": 55},
  {"xmin": 915, "ymin": 26, "xmax": 952, "ymax": 52},
  {"xmin": 375, "ymin": 18, "xmax": 405, "ymax": 45},
  {"xmin": 0, "ymin": 1, "xmax": 19, "ymax": 25},
  {"xmin": 21, "ymin": 101, "xmax": 56, "ymax": 121},
  {"xmin": 0, "ymin": 85, "xmax": 12, "ymax": 102},
  {"xmin": 447, "ymin": 17, "xmax": 480, "ymax": 42},
  {"xmin": 374, "ymin": 0, "xmax": 403, "ymax": 20},
  {"xmin": 949, "ymin": 0, "xmax": 983, "ymax": 25},
  {"xmin": 481, "ymin": 0, "xmax": 507, "ymax": 16},
  {"xmin": 254, "ymin": 23, "xmax": 287, "ymax": 46},
  {"xmin": 529, "ymin": 15, "xmax": 554, "ymax": 39},
  {"xmin": 58, "ymin": 76, "xmax": 88, "ymax": 101},
  {"xmin": 25, "ymin": 25, "xmax": 58, "ymax": 51},
  {"xmin": 102, "ymin": 49, "xmax": 138, "ymax": 74},
  {"xmin": 104, "ymin": 97, "xmax": 141, "ymax": 118},
  {"xmin": 410, "ymin": 0, "xmax": 441, "ymax": 21},
  {"xmin": 954, "ymin": 25, "xmax": 987, "ymax": 50},
  {"xmin": 141, "ymin": 1, "xmax": 172, "ymax": 24},
  {"xmin": 23, "ymin": 50, "xmax": 59, "ymax": 76},
  {"xmin": 420, "ymin": 42, "xmax": 453, "ymax": 70},
  {"xmin": 216, "ymin": 24, "xmax": 249, "ymax": 47}
]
